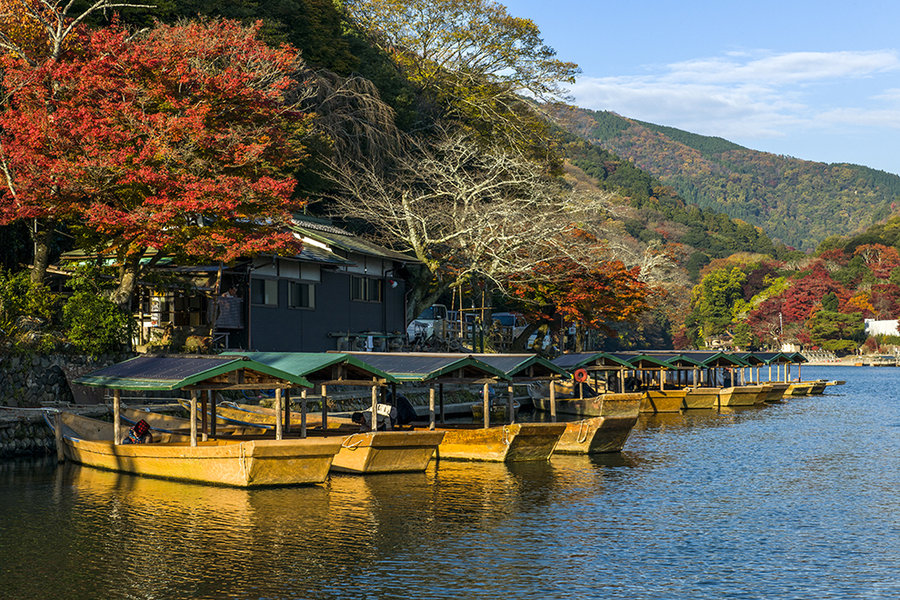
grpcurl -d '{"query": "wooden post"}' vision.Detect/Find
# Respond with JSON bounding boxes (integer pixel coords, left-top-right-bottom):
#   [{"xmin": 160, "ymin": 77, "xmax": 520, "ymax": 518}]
[
  {"xmin": 507, "ymin": 384, "xmax": 515, "ymax": 424},
  {"xmin": 549, "ymin": 380, "xmax": 557, "ymax": 423},
  {"xmin": 429, "ymin": 385, "xmax": 436, "ymax": 430},
  {"xmin": 200, "ymin": 390, "xmax": 208, "ymax": 442},
  {"xmin": 619, "ymin": 367, "xmax": 625, "ymax": 393},
  {"xmin": 483, "ymin": 382, "xmax": 490, "ymax": 429},
  {"xmin": 320, "ymin": 384, "xmax": 328, "ymax": 430},
  {"xmin": 372, "ymin": 385, "xmax": 380, "ymax": 432},
  {"xmin": 275, "ymin": 388, "xmax": 283, "ymax": 440},
  {"xmin": 113, "ymin": 389, "xmax": 121, "ymax": 445},
  {"xmin": 208, "ymin": 390, "xmax": 217, "ymax": 437},
  {"xmin": 439, "ymin": 383, "xmax": 445, "ymax": 423},
  {"xmin": 798, "ymin": 362, "xmax": 802, "ymax": 382},
  {"xmin": 693, "ymin": 367, "xmax": 698, "ymax": 387},
  {"xmin": 190, "ymin": 390, "xmax": 198, "ymax": 448},
  {"xmin": 54, "ymin": 411, "xmax": 64, "ymax": 462},
  {"xmin": 659, "ymin": 367, "xmax": 664, "ymax": 391},
  {"xmin": 768, "ymin": 364, "xmax": 772, "ymax": 382},
  {"xmin": 300, "ymin": 388, "xmax": 308, "ymax": 439},
  {"xmin": 284, "ymin": 389, "xmax": 291, "ymax": 433}
]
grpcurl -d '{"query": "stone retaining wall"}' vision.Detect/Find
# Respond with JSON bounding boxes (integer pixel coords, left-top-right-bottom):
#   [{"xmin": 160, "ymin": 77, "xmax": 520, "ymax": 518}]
[
  {"xmin": 0, "ymin": 353, "xmax": 130, "ymax": 408},
  {"xmin": 0, "ymin": 413, "xmax": 55, "ymax": 458}
]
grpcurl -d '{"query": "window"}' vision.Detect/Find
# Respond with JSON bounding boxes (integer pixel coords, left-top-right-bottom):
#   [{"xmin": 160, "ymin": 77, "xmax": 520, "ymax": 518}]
[
  {"xmin": 289, "ymin": 281, "xmax": 315, "ymax": 309},
  {"xmin": 250, "ymin": 279, "xmax": 278, "ymax": 306},
  {"xmin": 351, "ymin": 276, "xmax": 382, "ymax": 302}
]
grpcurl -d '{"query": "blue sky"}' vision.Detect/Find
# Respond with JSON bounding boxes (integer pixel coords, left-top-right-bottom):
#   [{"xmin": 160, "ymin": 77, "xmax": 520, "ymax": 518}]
[{"xmin": 502, "ymin": 0, "xmax": 900, "ymax": 175}]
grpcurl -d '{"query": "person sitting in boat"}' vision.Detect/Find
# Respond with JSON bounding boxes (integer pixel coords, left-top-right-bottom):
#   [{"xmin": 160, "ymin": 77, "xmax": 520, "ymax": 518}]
[
  {"xmin": 122, "ymin": 419, "xmax": 153, "ymax": 444},
  {"xmin": 351, "ymin": 404, "xmax": 396, "ymax": 431}
]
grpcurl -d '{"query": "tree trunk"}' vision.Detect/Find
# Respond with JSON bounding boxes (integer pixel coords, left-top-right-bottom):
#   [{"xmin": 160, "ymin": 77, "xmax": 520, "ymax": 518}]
[
  {"xmin": 29, "ymin": 220, "xmax": 51, "ymax": 285},
  {"xmin": 110, "ymin": 252, "xmax": 147, "ymax": 310}
]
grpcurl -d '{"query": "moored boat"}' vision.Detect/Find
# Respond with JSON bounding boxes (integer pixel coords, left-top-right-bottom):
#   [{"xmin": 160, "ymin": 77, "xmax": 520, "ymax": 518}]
[
  {"xmin": 764, "ymin": 382, "xmax": 789, "ymax": 402},
  {"xmin": 430, "ymin": 422, "xmax": 567, "ymax": 462},
  {"xmin": 640, "ymin": 389, "xmax": 686, "ymax": 413},
  {"xmin": 718, "ymin": 385, "xmax": 763, "ymax": 407},
  {"xmin": 121, "ymin": 406, "xmax": 267, "ymax": 436},
  {"xmin": 786, "ymin": 382, "xmax": 814, "ymax": 396},
  {"xmin": 808, "ymin": 380, "xmax": 828, "ymax": 395},
  {"xmin": 682, "ymin": 387, "xmax": 719, "ymax": 410},
  {"xmin": 47, "ymin": 411, "xmax": 342, "ymax": 487},
  {"xmin": 532, "ymin": 391, "xmax": 643, "ymax": 417}
]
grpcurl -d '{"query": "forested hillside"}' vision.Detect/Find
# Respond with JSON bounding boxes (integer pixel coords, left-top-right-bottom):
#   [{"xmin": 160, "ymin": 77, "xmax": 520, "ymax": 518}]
[{"xmin": 548, "ymin": 104, "xmax": 900, "ymax": 250}]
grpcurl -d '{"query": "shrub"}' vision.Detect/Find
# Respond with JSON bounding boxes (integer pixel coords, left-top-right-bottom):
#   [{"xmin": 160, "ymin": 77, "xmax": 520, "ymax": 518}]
[{"xmin": 62, "ymin": 290, "xmax": 134, "ymax": 356}]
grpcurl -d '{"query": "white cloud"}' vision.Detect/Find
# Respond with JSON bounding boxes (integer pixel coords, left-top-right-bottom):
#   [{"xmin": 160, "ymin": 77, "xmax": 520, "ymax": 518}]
[{"xmin": 569, "ymin": 50, "xmax": 900, "ymax": 140}]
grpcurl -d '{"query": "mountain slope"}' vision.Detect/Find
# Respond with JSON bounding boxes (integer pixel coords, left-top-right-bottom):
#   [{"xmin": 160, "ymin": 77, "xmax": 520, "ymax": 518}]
[{"xmin": 548, "ymin": 104, "xmax": 900, "ymax": 250}]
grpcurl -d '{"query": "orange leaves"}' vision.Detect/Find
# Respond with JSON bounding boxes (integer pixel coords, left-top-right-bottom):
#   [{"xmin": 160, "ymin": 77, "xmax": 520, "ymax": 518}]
[{"xmin": 0, "ymin": 0, "xmax": 51, "ymax": 60}]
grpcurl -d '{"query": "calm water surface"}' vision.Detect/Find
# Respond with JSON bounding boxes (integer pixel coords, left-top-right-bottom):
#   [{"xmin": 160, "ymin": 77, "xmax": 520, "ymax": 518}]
[{"xmin": 1, "ymin": 366, "xmax": 899, "ymax": 599}]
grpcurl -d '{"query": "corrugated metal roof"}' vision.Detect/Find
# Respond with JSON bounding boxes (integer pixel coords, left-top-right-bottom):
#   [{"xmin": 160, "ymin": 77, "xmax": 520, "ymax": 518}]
[
  {"xmin": 470, "ymin": 354, "xmax": 569, "ymax": 378},
  {"xmin": 291, "ymin": 216, "xmax": 418, "ymax": 263},
  {"xmin": 75, "ymin": 355, "xmax": 312, "ymax": 390},
  {"xmin": 222, "ymin": 352, "xmax": 397, "ymax": 383},
  {"xmin": 342, "ymin": 352, "xmax": 508, "ymax": 382}
]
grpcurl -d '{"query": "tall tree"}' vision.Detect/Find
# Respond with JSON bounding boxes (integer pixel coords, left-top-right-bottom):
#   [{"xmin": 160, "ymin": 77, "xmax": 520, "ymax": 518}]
[
  {"xmin": 0, "ymin": 0, "xmax": 153, "ymax": 283},
  {"xmin": 0, "ymin": 18, "xmax": 313, "ymax": 305}
]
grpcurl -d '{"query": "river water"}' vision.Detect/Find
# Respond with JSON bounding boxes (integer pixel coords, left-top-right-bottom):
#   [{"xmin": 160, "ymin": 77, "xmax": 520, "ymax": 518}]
[{"xmin": 1, "ymin": 366, "xmax": 898, "ymax": 599}]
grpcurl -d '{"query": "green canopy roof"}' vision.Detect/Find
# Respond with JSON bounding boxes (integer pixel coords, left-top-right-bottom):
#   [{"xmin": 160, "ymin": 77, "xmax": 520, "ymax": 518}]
[
  {"xmin": 75, "ymin": 355, "xmax": 312, "ymax": 391},
  {"xmin": 223, "ymin": 352, "xmax": 398, "ymax": 383},
  {"xmin": 472, "ymin": 354, "xmax": 569, "ymax": 379},
  {"xmin": 343, "ymin": 352, "xmax": 509, "ymax": 382}
]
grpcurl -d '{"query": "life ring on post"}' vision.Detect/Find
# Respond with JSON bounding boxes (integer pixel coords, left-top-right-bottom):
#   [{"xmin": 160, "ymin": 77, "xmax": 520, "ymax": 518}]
[{"xmin": 573, "ymin": 368, "xmax": 588, "ymax": 383}]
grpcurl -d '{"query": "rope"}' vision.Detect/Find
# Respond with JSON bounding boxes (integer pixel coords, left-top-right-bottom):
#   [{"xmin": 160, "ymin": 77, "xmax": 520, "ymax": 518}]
[
  {"xmin": 502, "ymin": 425, "xmax": 511, "ymax": 446},
  {"xmin": 341, "ymin": 434, "xmax": 365, "ymax": 450},
  {"xmin": 239, "ymin": 442, "xmax": 249, "ymax": 481},
  {"xmin": 576, "ymin": 420, "xmax": 589, "ymax": 444}
]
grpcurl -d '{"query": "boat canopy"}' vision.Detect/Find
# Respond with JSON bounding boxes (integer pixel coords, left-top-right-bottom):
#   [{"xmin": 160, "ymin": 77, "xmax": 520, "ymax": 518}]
[
  {"xmin": 223, "ymin": 351, "xmax": 398, "ymax": 385},
  {"xmin": 75, "ymin": 355, "xmax": 312, "ymax": 391},
  {"xmin": 342, "ymin": 352, "xmax": 509, "ymax": 383},
  {"xmin": 471, "ymin": 354, "xmax": 569, "ymax": 380}
]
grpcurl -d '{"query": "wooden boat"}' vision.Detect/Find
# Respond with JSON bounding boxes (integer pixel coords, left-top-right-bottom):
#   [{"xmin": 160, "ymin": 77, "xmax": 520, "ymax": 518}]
[
  {"xmin": 764, "ymin": 382, "xmax": 789, "ymax": 402},
  {"xmin": 532, "ymin": 391, "xmax": 643, "ymax": 417},
  {"xmin": 331, "ymin": 430, "xmax": 445, "ymax": 473},
  {"xmin": 640, "ymin": 389, "xmax": 686, "ymax": 413},
  {"xmin": 755, "ymin": 384, "xmax": 773, "ymax": 404},
  {"xmin": 207, "ymin": 402, "xmax": 444, "ymax": 474},
  {"xmin": 786, "ymin": 382, "xmax": 814, "ymax": 396},
  {"xmin": 682, "ymin": 387, "xmax": 720, "ymax": 410},
  {"xmin": 825, "ymin": 380, "xmax": 846, "ymax": 386},
  {"xmin": 808, "ymin": 380, "xmax": 828, "ymax": 395},
  {"xmin": 718, "ymin": 385, "xmax": 764, "ymax": 407},
  {"xmin": 429, "ymin": 423, "xmax": 567, "ymax": 462},
  {"xmin": 121, "ymin": 407, "xmax": 267, "ymax": 436},
  {"xmin": 552, "ymin": 392, "xmax": 641, "ymax": 454},
  {"xmin": 47, "ymin": 411, "xmax": 342, "ymax": 487}
]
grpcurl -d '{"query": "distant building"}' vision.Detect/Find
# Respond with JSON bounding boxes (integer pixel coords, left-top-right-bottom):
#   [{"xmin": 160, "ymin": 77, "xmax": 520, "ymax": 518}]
[{"xmin": 864, "ymin": 319, "xmax": 900, "ymax": 337}]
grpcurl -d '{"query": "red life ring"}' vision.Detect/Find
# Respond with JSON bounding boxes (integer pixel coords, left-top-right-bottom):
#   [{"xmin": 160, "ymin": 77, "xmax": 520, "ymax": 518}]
[{"xmin": 573, "ymin": 368, "xmax": 588, "ymax": 383}]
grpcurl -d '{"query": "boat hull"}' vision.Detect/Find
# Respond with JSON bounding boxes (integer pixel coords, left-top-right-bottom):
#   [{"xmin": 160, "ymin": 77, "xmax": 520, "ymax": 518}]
[
  {"xmin": 122, "ymin": 407, "xmax": 267, "ymax": 436},
  {"xmin": 764, "ymin": 383, "xmax": 789, "ymax": 402},
  {"xmin": 808, "ymin": 380, "xmax": 828, "ymax": 395},
  {"xmin": 52, "ymin": 411, "xmax": 341, "ymax": 487},
  {"xmin": 640, "ymin": 390, "xmax": 686, "ymax": 413},
  {"xmin": 61, "ymin": 437, "xmax": 341, "ymax": 487},
  {"xmin": 683, "ymin": 387, "xmax": 719, "ymax": 410},
  {"xmin": 430, "ymin": 423, "xmax": 566, "ymax": 462},
  {"xmin": 786, "ymin": 383, "xmax": 814, "ymax": 396},
  {"xmin": 552, "ymin": 414, "xmax": 638, "ymax": 454},
  {"xmin": 533, "ymin": 392, "xmax": 643, "ymax": 417},
  {"xmin": 718, "ymin": 385, "xmax": 764, "ymax": 407},
  {"xmin": 330, "ymin": 430, "xmax": 445, "ymax": 474}
]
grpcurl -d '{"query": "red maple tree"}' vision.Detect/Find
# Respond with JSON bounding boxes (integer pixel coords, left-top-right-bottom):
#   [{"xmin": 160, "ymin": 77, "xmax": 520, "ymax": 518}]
[{"xmin": 0, "ymin": 18, "xmax": 311, "ymax": 304}]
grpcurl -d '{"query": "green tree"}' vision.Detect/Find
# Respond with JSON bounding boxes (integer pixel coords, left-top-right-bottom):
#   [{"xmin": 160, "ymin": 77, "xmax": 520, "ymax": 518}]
[
  {"xmin": 806, "ymin": 310, "xmax": 865, "ymax": 354},
  {"xmin": 689, "ymin": 266, "xmax": 747, "ymax": 338}
]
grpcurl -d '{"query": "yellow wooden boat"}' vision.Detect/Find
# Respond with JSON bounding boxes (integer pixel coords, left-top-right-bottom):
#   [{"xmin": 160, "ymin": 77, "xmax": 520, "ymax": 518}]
[
  {"xmin": 640, "ymin": 389, "xmax": 686, "ymax": 413},
  {"xmin": 763, "ymin": 382, "xmax": 789, "ymax": 402},
  {"xmin": 331, "ymin": 430, "xmax": 445, "ymax": 473},
  {"xmin": 786, "ymin": 382, "xmax": 814, "ymax": 396},
  {"xmin": 208, "ymin": 401, "xmax": 444, "ymax": 474},
  {"xmin": 718, "ymin": 385, "xmax": 764, "ymax": 407},
  {"xmin": 552, "ymin": 391, "xmax": 641, "ymax": 454},
  {"xmin": 532, "ymin": 391, "xmax": 643, "ymax": 417},
  {"xmin": 200, "ymin": 400, "xmax": 355, "ymax": 431},
  {"xmin": 429, "ymin": 423, "xmax": 567, "ymax": 462},
  {"xmin": 48, "ymin": 411, "xmax": 342, "ymax": 487},
  {"xmin": 755, "ymin": 383, "xmax": 773, "ymax": 404},
  {"xmin": 808, "ymin": 380, "xmax": 828, "ymax": 395},
  {"xmin": 682, "ymin": 387, "xmax": 720, "ymax": 410}
]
